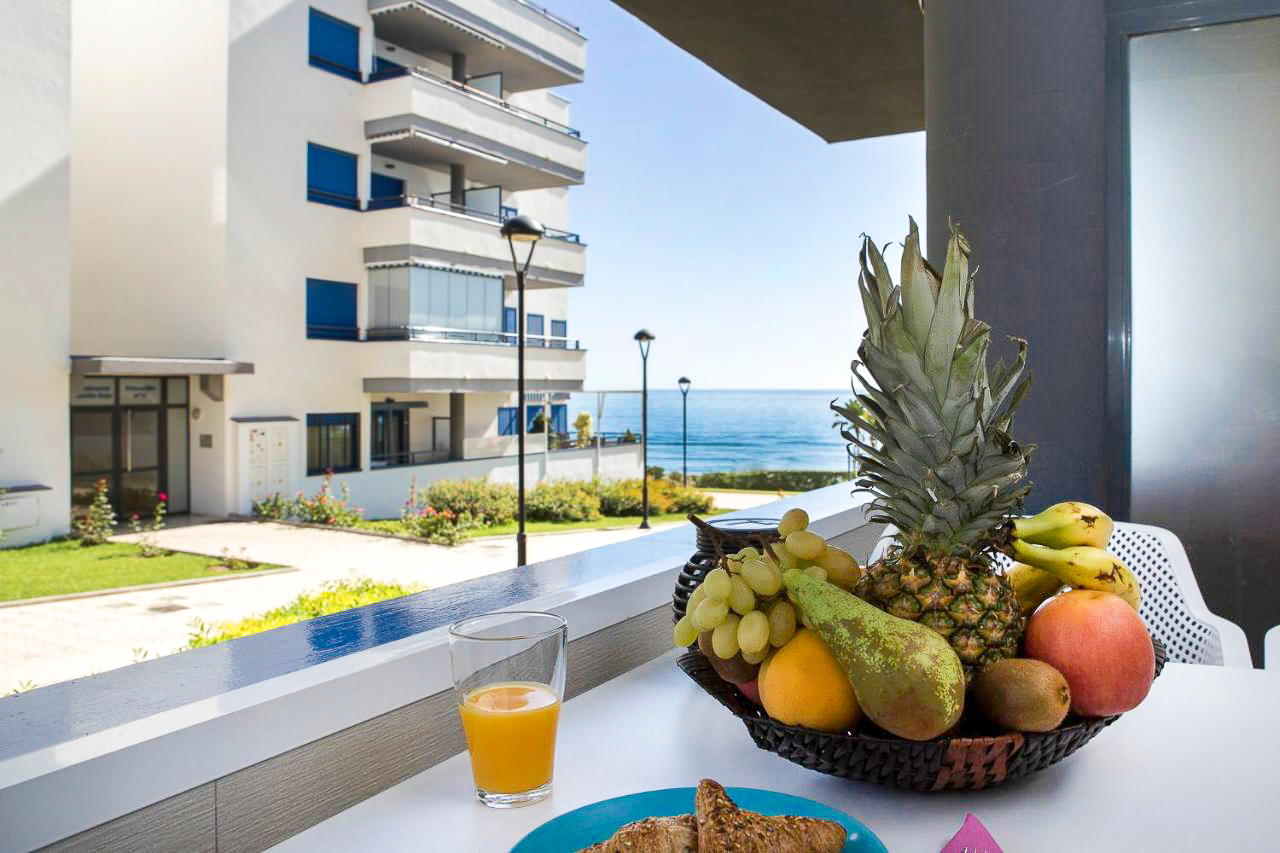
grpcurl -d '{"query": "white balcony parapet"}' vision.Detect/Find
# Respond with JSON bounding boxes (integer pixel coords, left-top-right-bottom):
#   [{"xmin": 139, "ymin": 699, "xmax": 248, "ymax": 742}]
[
  {"xmin": 364, "ymin": 70, "xmax": 587, "ymax": 191},
  {"xmin": 363, "ymin": 198, "xmax": 585, "ymax": 289},
  {"xmin": 369, "ymin": 0, "xmax": 586, "ymax": 91},
  {"xmin": 361, "ymin": 336, "xmax": 586, "ymax": 394}
]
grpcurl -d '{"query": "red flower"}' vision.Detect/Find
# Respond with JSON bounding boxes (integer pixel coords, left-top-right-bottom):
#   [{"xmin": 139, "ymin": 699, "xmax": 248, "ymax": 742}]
[
  {"xmin": 157, "ymin": 492, "xmax": 168, "ymax": 503},
  {"xmin": 130, "ymin": 513, "xmax": 140, "ymax": 521}
]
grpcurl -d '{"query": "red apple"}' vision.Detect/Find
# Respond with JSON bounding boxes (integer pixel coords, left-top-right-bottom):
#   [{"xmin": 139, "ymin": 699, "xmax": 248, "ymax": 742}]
[
  {"xmin": 1025, "ymin": 589, "xmax": 1155, "ymax": 716},
  {"xmin": 735, "ymin": 679, "xmax": 761, "ymax": 707}
]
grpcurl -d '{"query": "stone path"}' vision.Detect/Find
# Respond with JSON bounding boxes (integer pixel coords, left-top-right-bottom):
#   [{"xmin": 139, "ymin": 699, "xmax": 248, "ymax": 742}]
[{"xmin": 1, "ymin": 491, "xmax": 776, "ymax": 693}]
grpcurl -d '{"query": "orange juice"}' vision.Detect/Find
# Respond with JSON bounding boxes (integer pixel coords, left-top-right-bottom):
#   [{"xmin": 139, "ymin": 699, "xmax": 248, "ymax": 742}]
[{"xmin": 459, "ymin": 682, "xmax": 561, "ymax": 794}]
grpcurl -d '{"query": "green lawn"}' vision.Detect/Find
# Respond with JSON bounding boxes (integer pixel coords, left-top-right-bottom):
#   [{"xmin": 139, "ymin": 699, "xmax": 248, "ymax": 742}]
[
  {"xmin": 349, "ymin": 508, "xmax": 731, "ymax": 541},
  {"xmin": 0, "ymin": 539, "xmax": 275, "ymax": 602}
]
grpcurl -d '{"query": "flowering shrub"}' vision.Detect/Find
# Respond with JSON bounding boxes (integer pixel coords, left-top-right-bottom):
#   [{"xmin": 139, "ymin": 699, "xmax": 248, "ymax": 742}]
[
  {"xmin": 527, "ymin": 480, "xmax": 601, "ymax": 522},
  {"xmin": 249, "ymin": 475, "xmax": 361, "ymax": 527},
  {"xmin": 76, "ymin": 478, "xmax": 117, "ymax": 545},
  {"xmin": 129, "ymin": 493, "xmax": 168, "ymax": 557},
  {"xmin": 418, "ymin": 479, "xmax": 517, "ymax": 526},
  {"xmin": 594, "ymin": 478, "xmax": 713, "ymax": 517},
  {"xmin": 250, "ymin": 493, "xmax": 292, "ymax": 521},
  {"xmin": 401, "ymin": 505, "xmax": 471, "ymax": 545}
]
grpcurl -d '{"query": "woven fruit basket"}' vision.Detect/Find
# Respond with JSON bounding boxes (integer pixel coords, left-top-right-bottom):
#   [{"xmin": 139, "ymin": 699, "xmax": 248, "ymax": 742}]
[{"xmin": 673, "ymin": 518, "xmax": 1167, "ymax": 792}]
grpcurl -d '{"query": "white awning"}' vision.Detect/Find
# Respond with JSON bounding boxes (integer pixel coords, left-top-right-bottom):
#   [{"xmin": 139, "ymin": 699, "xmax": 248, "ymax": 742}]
[{"xmin": 71, "ymin": 356, "xmax": 254, "ymax": 376}]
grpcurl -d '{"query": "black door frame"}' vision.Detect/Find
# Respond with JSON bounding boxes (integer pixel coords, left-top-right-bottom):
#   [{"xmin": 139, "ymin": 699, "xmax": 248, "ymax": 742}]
[{"xmin": 1103, "ymin": 0, "xmax": 1280, "ymax": 514}]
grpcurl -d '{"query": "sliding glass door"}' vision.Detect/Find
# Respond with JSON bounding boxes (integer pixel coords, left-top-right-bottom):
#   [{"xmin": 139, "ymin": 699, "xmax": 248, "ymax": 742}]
[{"xmin": 1127, "ymin": 15, "xmax": 1280, "ymax": 657}]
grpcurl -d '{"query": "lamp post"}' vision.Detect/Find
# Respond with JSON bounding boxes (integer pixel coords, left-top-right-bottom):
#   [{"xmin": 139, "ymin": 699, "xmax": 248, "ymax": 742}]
[
  {"xmin": 634, "ymin": 329, "xmax": 655, "ymax": 529},
  {"xmin": 677, "ymin": 376, "xmax": 691, "ymax": 485},
  {"xmin": 501, "ymin": 213, "xmax": 545, "ymax": 567}
]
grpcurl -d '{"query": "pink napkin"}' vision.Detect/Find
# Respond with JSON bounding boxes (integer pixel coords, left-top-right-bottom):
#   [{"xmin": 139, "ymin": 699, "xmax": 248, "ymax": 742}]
[{"xmin": 940, "ymin": 813, "xmax": 1003, "ymax": 853}]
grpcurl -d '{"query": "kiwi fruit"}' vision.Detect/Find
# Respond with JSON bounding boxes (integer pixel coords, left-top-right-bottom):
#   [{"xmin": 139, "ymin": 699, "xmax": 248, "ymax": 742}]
[{"xmin": 973, "ymin": 658, "xmax": 1071, "ymax": 732}]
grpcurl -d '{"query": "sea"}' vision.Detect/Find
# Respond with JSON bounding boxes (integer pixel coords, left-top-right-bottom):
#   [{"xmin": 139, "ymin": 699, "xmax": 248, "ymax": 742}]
[{"xmin": 566, "ymin": 389, "xmax": 855, "ymax": 476}]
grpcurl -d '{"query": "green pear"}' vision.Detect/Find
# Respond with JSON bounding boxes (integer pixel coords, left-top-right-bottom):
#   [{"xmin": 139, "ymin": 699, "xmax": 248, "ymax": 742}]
[{"xmin": 783, "ymin": 569, "xmax": 965, "ymax": 740}]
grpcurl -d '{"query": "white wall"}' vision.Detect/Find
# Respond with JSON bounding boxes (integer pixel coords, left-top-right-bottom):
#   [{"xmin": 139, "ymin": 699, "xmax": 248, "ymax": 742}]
[
  {"xmin": 299, "ymin": 443, "xmax": 641, "ymax": 518},
  {"xmin": 0, "ymin": 0, "xmax": 72, "ymax": 546},
  {"xmin": 70, "ymin": 0, "xmax": 231, "ymax": 358}
]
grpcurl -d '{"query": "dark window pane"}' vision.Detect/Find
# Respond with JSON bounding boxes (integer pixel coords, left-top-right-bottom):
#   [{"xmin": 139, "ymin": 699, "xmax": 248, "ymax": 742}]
[{"xmin": 71, "ymin": 410, "xmax": 114, "ymax": 473}]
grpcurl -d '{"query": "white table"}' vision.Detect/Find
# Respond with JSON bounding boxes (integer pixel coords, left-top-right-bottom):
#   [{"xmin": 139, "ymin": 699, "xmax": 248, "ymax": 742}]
[{"xmin": 273, "ymin": 652, "xmax": 1280, "ymax": 852}]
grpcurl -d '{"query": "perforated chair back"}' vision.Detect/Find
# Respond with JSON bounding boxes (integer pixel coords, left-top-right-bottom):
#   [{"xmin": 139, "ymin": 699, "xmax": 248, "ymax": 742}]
[{"xmin": 867, "ymin": 521, "xmax": 1252, "ymax": 668}]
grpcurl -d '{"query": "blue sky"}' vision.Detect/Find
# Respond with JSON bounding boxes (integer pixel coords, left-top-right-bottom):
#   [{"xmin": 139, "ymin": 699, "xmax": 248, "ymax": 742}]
[{"xmin": 548, "ymin": 0, "xmax": 925, "ymax": 391}]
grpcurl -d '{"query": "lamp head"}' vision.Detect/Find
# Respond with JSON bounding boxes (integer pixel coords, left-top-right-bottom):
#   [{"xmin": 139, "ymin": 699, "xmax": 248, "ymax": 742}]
[
  {"xmin": 633, "ymin": 329, "xmax": 655, "ymax": 342},
  {"xmin": 678, "ymin": 376, "xmax": 691, "ymax": 393},
  {"xmin": 500, "ymin": 213, "xmax": 545, "ymax": 243}
]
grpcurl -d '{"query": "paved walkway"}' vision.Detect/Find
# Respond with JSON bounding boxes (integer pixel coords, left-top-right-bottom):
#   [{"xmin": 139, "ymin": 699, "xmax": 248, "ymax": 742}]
[{"xmin": 1, "ymin": 491, "xmax": 777, "ymax": 693}]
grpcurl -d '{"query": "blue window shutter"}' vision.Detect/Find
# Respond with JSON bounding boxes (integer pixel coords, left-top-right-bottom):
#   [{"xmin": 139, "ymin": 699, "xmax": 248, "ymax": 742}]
[
  {"xmin": 526, "ymin": 314, "xmax": 544, "ymax": 336},
  {"xmin": 371, "ymin": 55, "xmax": 405, "ymax": 81},
  {"xmin": 307, "ymin": 278, "xmax": 358, "ymax": 340},
  {"xmin": 369, "ymin": 172, "xmax": 404, "ymax": 209},
  {"xmin": 309, "ymin": 9, "xmax": 360, "ymax": 81},
  {"xmin": 307, "ymin": 143, "xmax": 359, "ymax": 209},
  {"xmin": 551, "ymin": 404, "xmax": 568, "ymax": 434},
  {"xmin": 503, "ymin": 307, "xmax": 517, "ymax": 335},
  {"xmin": 551, "ymin": 320, "xmax": 567, "ymax": 338}
]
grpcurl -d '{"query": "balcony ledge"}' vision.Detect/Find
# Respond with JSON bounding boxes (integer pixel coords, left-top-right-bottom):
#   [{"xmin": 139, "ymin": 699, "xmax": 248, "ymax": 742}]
[{"xmin": 0, "ymin": 486, "xmax": 870, "ymax": 851}]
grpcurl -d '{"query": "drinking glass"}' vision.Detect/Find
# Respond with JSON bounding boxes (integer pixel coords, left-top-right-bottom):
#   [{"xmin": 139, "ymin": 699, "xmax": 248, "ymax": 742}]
[{"xmin": 448, "ymin": 611, "xmax": 568, "ymax": 808}]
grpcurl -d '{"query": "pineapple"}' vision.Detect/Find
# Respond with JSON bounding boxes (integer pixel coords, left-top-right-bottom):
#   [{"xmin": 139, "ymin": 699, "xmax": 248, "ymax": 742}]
[{"xmin": 835, "ymin": 218, "xmax": 1032, "ymax": 675}]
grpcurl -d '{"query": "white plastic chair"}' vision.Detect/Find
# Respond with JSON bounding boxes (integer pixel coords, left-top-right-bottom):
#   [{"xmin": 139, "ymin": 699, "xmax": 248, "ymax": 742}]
[
  {"xmin": 867, "ymin": 521, "xmax": 1253, "ymax": 667},
  {"xmin": 1266, "ymin": 626, "xmax": 1280, "ymax": 670}
]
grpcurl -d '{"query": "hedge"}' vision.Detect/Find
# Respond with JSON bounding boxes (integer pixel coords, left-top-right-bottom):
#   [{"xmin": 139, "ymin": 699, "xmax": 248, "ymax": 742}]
[{"xmin": 693, "ymin": 470, "xmax": 848, "ymax": 492}]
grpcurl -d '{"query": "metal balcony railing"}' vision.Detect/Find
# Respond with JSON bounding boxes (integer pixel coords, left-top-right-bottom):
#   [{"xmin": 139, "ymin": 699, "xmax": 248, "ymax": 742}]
[
  {"xmin": 369, "ymin": 65, "xmax": 582, "ymax": 138},
  {"xmin": 371, "ymin": 449, "xmax": 451, "ymax": 468},
  {"xmin": 368, "ymin": 193, "xmax": 582, "ymax": 244},
  {"xmin": 365, "ymin": 325, "xmax": 582, "ymax": 349}
]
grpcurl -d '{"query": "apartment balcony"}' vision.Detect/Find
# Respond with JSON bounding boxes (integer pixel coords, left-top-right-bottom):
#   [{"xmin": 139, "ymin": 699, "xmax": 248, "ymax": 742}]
[
  {"xmin": 364, "ymin": 68, "xmax": 586, "ymax": 192},
  {"xmin": 369, "ymin": 0, "xmax": 585, "ymax": 91},
  {"xmin": 363, "ymin": 194, "xmax": 585, "ymax": 289},
  {"xmin": 361, "ymin": 333, "xmax": 585, "ymax": 395}
]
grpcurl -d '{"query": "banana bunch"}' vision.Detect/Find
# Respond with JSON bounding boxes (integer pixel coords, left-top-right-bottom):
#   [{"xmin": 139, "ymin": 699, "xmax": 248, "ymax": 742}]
[{"xmin": 1004, "ymin": 502, "xmax": 1141, "ymax": 612}]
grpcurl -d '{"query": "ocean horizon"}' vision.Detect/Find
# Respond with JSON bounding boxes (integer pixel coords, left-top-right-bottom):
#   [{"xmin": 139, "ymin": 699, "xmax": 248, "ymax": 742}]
[{"xmin": 566, "ymin": 389, "xmax": 857, "ymax": 476}]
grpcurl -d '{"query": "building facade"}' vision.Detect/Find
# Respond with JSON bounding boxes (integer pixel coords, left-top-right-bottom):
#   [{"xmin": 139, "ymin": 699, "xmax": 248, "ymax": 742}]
[{"xmin": 0, "ymin": 0, "xmax": 640, "ymax": 545}]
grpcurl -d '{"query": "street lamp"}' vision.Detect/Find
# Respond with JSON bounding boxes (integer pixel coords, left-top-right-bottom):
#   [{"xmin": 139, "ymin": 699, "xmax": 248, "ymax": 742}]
[
  {"xmin": 502, "ymin": 213, "xmax": 545, "ymax": 567},
  {"xmin": 678, "ymin": 376, "xmax": 691, "ymax": 485},
  {"xmin": 634, "ymin": 329, "xmax": 655, "ymax": 529}
]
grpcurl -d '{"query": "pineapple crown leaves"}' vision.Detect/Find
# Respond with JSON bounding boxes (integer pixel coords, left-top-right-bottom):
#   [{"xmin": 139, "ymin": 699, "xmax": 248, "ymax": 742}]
[{"xmin": 835, "ymin": 217, "xmax": 1035, "ymax": 554}]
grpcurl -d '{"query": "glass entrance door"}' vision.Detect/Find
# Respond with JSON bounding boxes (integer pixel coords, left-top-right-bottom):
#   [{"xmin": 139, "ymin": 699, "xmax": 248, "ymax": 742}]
[
  {"xmin": 1128, "ymin": 16, "xmax": 1280, "ymax": 661},
  {"xmin": 69, "ymin": 376, "xmax": 190, "ymax": 517},
  {"xmin": 120, "ymin": 409, "xmax": 160, "ymax": 517}
]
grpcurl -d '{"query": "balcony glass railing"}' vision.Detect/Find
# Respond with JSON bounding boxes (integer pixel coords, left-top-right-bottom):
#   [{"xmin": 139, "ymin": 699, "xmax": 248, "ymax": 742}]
[
  {"xmin": 365, "ymin": 325, "xmax": 582, "ymax": 349},
  {"xmin": 368, "ymin": 65, "xmax": 582, "ymax": 138},
  {"xmin": 371, "ymin": 193, "xmax": 583, "ymax": 244}
]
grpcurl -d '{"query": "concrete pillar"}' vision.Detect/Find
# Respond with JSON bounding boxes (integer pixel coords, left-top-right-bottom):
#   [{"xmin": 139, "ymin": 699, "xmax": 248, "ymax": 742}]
[
  {"xmin": 925, "ymin": 0, "xmax": 1107, "ymax": 511},
  {"xmin": 449, "ymin": 393, "xmax": 465, "ymax": 460},
  {"xmin": 449, "ymin": 164, "xmax": 466, "ymax": 209},
  {"xmin": 451, "ymin": 52, "xmax": 467, "ymax": 83}
]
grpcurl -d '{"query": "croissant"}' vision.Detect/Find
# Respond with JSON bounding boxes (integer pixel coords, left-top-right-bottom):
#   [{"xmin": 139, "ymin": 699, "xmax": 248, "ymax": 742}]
[
  {"xmin": 579, "ymin": 814, "xmax": 698, "ymax": 853},
  {"xmin": 694, "ymin": 779, "xmax": 847, "ymax": 853}
]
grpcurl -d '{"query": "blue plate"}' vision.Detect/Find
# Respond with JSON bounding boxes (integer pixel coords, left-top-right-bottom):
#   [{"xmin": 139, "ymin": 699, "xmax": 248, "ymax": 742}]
[{"xmin": 510, "ymin": 787, "xmax": 887, "ymax": 852}]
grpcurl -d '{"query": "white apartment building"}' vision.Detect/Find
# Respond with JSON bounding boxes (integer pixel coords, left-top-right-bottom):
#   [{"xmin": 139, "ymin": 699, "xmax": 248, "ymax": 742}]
[{"xmin": 0, "ymin": 0, "xmax": 640, "ymax": 546}]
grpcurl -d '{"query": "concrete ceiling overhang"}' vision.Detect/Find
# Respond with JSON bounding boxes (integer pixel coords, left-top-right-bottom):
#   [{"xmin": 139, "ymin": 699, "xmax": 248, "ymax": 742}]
[{"xmin": 611, "ymin": 0, "xmax": 924, "ymax": 142}]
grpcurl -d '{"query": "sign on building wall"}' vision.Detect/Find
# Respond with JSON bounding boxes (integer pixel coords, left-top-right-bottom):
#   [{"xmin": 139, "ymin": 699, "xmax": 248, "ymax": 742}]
[
  {"xmin": 119, "ymin": 379, "xmax": 161, "ymax": 405},
  {"xmin": 70, "ymin": 377, "xmax": 115, "ymax": 406}
]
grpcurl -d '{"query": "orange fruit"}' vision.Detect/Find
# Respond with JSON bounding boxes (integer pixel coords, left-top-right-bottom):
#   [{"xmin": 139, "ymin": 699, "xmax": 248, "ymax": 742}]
[{"xmin": 757, "ymin": 629, "xmax": 861, "ymax": 732}]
